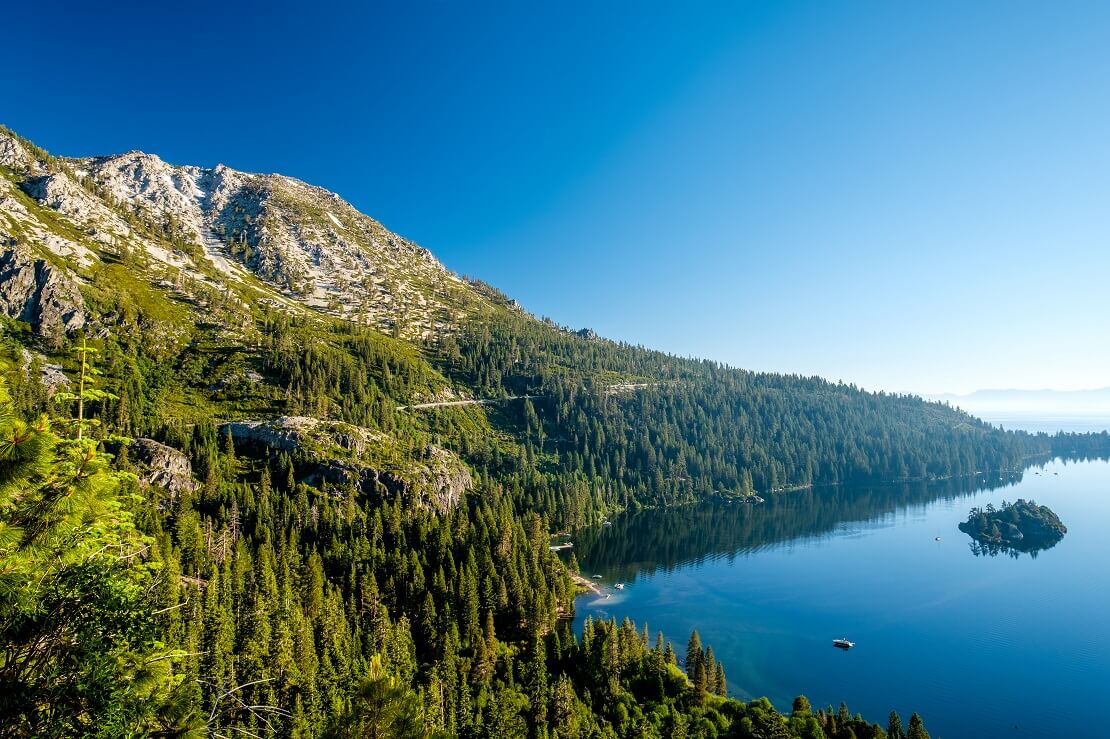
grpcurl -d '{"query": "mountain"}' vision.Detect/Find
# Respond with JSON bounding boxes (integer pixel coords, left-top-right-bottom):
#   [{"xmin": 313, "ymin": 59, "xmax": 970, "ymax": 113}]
[
  {"xmin": 3, "ymin": 125, "xmax": 1101, "ymax": 738},
  {"xmin": 931, "ymin": 387, "xmax": 1110, "ymax": 415},
  {"xmin": 5, "ymin": 121, "xmax": 1099, "ymax": 516},
  {"xmin": 929, "ymin": 388, "xmax": 1110, "ymax": 433},
  {"xmin": 1, "ymin": 125, "xmax": 489, "ymax": 340}
]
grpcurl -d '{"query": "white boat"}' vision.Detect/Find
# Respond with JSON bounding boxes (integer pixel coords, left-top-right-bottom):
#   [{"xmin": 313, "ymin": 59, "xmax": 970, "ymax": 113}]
[
  {"xmin": 832, "ymin": 638, "xmax": 855, "ymax": 649},
  {"xmin": 614, "ymin": 583, "xmax": 625, "ymax": 590}
]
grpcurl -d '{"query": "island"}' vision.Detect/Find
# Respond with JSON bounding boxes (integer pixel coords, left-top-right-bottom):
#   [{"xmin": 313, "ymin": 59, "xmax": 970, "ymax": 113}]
[{"xmin": 959, "ymin": 499, "xmax": 1067, "ymax": 555}]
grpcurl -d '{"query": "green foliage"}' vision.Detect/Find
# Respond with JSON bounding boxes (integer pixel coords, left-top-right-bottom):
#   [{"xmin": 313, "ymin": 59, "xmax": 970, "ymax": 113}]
[
  {"xmin": 0, "ymin": 274, "xmax": 996, "ymax": 737},
  {"xmin": 427, "ymin": 309, "xmax": 1063, "ymax": 530},
  {"xmin": 51, "ymin": 336, "xmax": 117, "ymax": 440},
  {"xmin": 325, "ymin": 654, "xmax": 431, "ymax": 739},
  {"xmin": 0, "ymin": 376, "xmax": 191, "ymax": 737},
  {"xmin": 960, "ymin": 498, "xmax": 1067, "ymax": 551},
  {"xmin": 4, "ymin": 124, "xmax": 1103, "ymax": 738}
]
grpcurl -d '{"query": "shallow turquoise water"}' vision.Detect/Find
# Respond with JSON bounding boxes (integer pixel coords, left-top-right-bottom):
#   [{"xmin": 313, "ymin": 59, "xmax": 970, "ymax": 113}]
[{"xmin": 571, "ymin": 458, "xmax": 1110, "ymax": 738}]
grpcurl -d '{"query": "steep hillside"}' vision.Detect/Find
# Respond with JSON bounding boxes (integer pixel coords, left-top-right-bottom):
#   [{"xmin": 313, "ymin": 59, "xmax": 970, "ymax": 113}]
[
  {"xmin": 0, "ymin": 123, "xmax": 1067, "ymax": 524},
  {"xmin": 1, "ymin": 125, "xmax": 1091, "ymax": 739},
  {"xmin": 1, "ymin": 125, "xmax": 488, "ymax": 339}
]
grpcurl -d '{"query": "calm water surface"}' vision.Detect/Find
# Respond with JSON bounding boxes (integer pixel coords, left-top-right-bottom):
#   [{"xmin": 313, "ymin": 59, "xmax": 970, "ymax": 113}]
[{"xmin": 571, "ymin": 458, "xmax": 1110, "ymax": 739}]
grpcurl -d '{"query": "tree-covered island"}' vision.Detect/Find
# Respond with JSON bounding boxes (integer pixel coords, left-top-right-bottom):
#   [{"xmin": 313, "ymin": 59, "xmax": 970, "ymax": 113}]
[{"xmin": 959, "ymin": 499, "xmax": 1067, "ymax": 554}]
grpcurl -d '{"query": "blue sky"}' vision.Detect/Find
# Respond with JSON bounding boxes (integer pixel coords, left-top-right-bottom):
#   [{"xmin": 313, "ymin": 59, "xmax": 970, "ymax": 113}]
[{"xmin": 4, "ymin": 1, "xmax": 1108, "ymax": 394}]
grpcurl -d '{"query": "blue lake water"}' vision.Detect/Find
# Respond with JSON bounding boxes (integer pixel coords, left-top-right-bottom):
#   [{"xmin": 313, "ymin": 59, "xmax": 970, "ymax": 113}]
[{"xmin": 571, "ymin": 458, "xmax": 1110, "ymax": 738}]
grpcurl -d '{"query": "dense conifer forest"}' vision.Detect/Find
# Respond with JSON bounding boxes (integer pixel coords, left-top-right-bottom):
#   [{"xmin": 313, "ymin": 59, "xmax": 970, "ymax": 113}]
[
  {"xmin": 2, "ymin": 295, "xmax": 1066, "ymax": 737},
  {"xmin": 3, "ymin": 127, "xmax": 1106, "ymax": 737}
]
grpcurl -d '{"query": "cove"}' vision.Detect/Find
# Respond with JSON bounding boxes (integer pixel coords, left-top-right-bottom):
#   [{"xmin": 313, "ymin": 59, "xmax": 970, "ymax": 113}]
[{"xmin": 572, "ymin": 458, "xmax": 1110, "ymax": 738}]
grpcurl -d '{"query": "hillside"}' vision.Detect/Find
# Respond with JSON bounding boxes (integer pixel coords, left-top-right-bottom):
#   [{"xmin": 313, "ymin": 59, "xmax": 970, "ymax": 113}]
[
  {"xmin": 0, "ymin": 123, "xmax": 1058, "ymax": 519},
  {"xmin": 0, "ymin": 125, "xmax": 1085, "ymax": 738},
  {"xmin": 1, "ymin": 125, "xmax": 489, "ymax": 339}
]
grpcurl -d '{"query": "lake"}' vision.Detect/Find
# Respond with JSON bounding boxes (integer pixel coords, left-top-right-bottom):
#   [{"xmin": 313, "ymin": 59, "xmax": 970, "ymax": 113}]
[{"xmin": 570, "ymin": 457, "xmax": 1110, "ymax": 738}]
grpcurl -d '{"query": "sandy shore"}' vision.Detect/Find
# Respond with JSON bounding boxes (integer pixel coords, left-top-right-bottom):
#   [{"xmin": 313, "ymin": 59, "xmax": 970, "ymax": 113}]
[{"xmin": 569, "ymin": 571, "xmax": 604, "ymax": 596}]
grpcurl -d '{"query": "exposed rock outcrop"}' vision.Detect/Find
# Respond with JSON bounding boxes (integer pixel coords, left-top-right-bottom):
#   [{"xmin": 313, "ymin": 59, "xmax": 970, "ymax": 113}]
[
  {"xmin": 222, "ymin": 415, "xmax": 384, "ymax": 455},
  {"xmin": 1, "ymin": 125, "xmax": 499, "ymax": 339},
  {"xmin": 0, "ymin": 243, "xmax": 86, "ymax": 337},
  {"xmin": 222, "ymin": 416, "xmax": 471, "ymax": 514},
  {"xmin": 23, "ymin": 172, "xmax": 132, "ymax": 248},
  {"xmin": 404, "ymin": 444, "xmax": 473, "ymax": 514},
  {"xmin": 129, "ymin": 438, "xmax": 200, "ymax": 498},
  {"xmin": 19, "ymin": 347, "xmax": 69, "ymax": 390},
  {"xmin": 0, "ymin": 130, "xmax": 34, "ymax": 172},
  {"xmin": 74, "ymin": 149, "xmax": 472, "ymax": 336}
]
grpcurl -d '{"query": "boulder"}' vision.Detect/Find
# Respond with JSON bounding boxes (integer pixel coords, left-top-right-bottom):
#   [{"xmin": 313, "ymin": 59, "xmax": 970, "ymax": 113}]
[
  {"xmin": 19, "ymin": 347, "xmax": 70, "ymax": 390},
  {"xmin": 129, "ymin": 438, "xmax": 199, "ymax": 498}
]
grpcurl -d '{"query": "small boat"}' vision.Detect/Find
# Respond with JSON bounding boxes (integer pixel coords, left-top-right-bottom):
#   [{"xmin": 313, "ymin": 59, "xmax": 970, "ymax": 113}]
[
  {"xmin": 591, "ymin": 574, "xmax": 603, "ymax": 579},
  {"xmin": 614, "ymin": 583, "xmax": 626, "ymax": 590},
  {"xmin": 832, "ymin": 638, "xmax": 855, "ymax": 649},
  {"xmin": 935, "ymin": 537, "xmax": 942, "ymax": 541}
]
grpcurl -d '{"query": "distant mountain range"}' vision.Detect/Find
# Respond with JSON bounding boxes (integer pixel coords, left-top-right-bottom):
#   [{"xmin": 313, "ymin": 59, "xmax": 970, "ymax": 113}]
[
  {"xmin": 926, "ymin": 388, "xmax": 1110, "ymax": 432},
  {"xmin": 930, "ymin": 388, "xmax": 1110, "ymax": 415}
]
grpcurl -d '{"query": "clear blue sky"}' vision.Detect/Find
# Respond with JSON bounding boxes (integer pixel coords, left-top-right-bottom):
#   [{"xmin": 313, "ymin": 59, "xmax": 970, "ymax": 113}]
[{"xmin": 4, "ymin": 1, "xmax": 1108, "ymax": 394}]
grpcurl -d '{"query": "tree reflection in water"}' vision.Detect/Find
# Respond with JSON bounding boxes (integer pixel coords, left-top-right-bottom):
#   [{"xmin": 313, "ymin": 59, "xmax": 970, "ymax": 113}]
[{"xmin": 573, "ymin": 472, "xmax": 1028, "ymax": 580}]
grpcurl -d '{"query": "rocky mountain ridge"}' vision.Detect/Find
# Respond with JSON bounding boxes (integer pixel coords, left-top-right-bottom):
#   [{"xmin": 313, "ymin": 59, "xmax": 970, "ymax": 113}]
[{"xmin": 0, "ymin": 125, "xmax": 488, "ymax": 338}]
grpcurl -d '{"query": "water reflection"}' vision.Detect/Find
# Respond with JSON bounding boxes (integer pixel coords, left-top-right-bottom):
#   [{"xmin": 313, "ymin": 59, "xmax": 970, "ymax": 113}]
[
  {"xmin": 574, "ymin": 471, "xmax": 1030, "ymax": 579},
  {"xmin": 967, "ymin": 538, "xmax": 1061, "ymax": 559}
]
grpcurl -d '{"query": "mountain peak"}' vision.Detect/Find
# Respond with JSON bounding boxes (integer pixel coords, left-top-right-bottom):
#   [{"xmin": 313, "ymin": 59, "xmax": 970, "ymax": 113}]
[{"xmin": 0, "ymin": 127, "xmax": 485, "ymax": 339}]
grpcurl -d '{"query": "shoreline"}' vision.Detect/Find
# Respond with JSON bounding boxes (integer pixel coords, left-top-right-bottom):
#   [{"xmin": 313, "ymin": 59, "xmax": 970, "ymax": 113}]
[{"xmin": 569, "ymin": 571, "xmax": 603, "ymax": 597}]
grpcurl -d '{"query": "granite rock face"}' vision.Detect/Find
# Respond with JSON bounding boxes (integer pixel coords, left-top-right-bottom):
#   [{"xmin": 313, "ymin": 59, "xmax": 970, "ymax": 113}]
[
  {"xmin": 0, "ymin": 130, "xmax": 36, "ymax": 172},
  {"xmin": 223, "ymin": 416, "xmax": 472, "ymax": 513},
  {"xmin": 0, "ymin": 244, "xmax": 86, "ymax": 337},
  {"xmin": 1, "ymin": 125, "xmax": 507, "ymax": 340},
  {"xmin": 73, "ymin": 150, "xmax": 470, "ymax": 337},
  {"xmin": 129, "ymin": 438, "xmax": 200, "ymax": 498},
  {"xmin": 19, "ymin": 347, "xmax": 70, "ymax": 390},
  {"xmin": 23, "ymin": 172, "xmax": 133, "ymax": 248},
  {"xmin": 404, "ymin": 444, "xmax": 473, "ymax": 514}
]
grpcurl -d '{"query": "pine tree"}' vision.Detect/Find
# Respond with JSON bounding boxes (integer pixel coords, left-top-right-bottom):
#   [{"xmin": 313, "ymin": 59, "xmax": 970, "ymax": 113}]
[
  {"xmin": 907, "ymin": 712, "xmax": 930, "ymax": 739},
  {"xmin": 704, "ymin": 646, "xmax": 718, "ymax": 693},
  {"xmin": 685, "ymin": 630, "xmax": 702, "ymax": 681},
  {"xmin": 0, "ymin": 375, "xmax": 179, "ymax": 736},
  {"xmin": 51, "ymin": 336, "xmax": 116, "ymax": 441},
  {"xmin": 326, "ymin": 654, "xmax": 425, "ymax": 739},
  {"xmin": 888, "ymin": 710, "xmax": 906, "ymax": 739},
  {"xmin": 524, "ymin": 633, "xmax": 549, "ymax": 728},
  {"xmin": 713, "ymin": 660, "xmax": 727, "ymax": 697},
  {"xmin": 693, "ymin": 656, "xmax": 708, "ymax": 701},
  {"xmin": 551, "ymin": 674, "xmax": 581, "ymax": 739}
]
